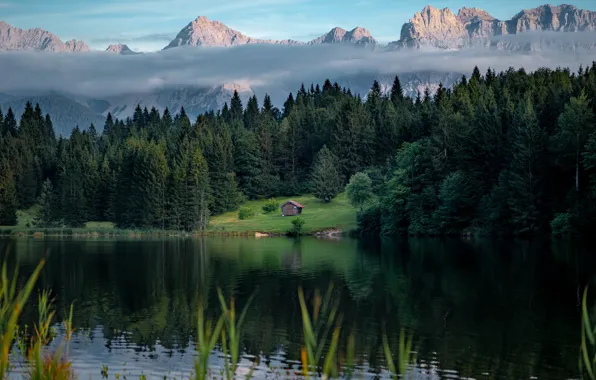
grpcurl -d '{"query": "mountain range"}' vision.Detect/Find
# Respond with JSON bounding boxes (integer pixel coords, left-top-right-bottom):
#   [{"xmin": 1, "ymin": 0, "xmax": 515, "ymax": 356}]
[
  {"xmin": 1, "ymin": 4, "xmax": 595, "ymax": 52},
  {"xmin": 0, "ymin": 4, "xmax": 595, "ymax": 135}
]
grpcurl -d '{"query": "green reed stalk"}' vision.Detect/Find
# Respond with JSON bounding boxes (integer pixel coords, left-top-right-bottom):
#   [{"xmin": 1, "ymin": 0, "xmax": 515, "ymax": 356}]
[
  {"xmin": 217, "ymin": 288, "xmax": 256, "ymax": 380},
  {"xmin": 297, "ymin": 285, "xmax": 342, "ymax": 378},
  {"xmin": 27, "ymin": 290, "xmax": 75, "ymax": 380},
  {"xmin": 382, "ymin": 327, "xmax": 416, "ymax": 378},
  {"xmin": 581, "ymin": 286, "xmax": 596, "ymax": 380},
  {"xmin": 344, "ymin": 333, "xmax": 355, "ymax": 379},
  {"xmin": 194, "ymin": 300, "xmax": 224, "ymax": 380},
  {"xmin": 0, "ymin": 259, "xmax": 45, "ymax": 380}
]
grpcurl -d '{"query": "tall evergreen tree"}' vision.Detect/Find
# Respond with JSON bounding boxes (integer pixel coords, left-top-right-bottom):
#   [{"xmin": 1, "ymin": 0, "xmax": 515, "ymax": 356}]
[
  {"xmin": 0, "ymin": 163, "xmax": 18, "ymax": 226},
  {"xmin": 183, "ymin": 146, "xmax": 211, "ymax": 231},
  {"xmin": 310, "ymin": 145, "xmax": 342, "ymax": 202}
]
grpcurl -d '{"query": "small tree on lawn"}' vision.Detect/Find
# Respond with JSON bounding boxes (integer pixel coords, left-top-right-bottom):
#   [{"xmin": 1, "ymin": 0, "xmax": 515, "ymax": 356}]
[
  {"xmin": 346, "ymin": 172, "xmax": 374, "ymax": 211},
  {"xmin": 290, "ymin": 217, "xmax": 305, "ymax": 236},
  {"xmin": 310, "ymin": 145, "xmax": 342, "ymax": 203}
]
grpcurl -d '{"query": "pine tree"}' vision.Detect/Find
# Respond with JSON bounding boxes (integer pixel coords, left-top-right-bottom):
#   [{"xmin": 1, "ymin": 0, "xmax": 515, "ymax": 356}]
[
  {"xmin": 244, "ymin": 95, "xmax": 260, "ymax": 130},
  {"xmin": 0, "ymin": 163, "xmax": 18, "ymax": 226},
  {"xmin": 103, "ymin": 112, "xmax": 114, "ymax": 137},
  {"xmin": 3, "ymin": 108, "xmax": 17, "ymax": 137},
  {"xmin": 283, "ymin": 93, "xmax": 295, "ymax": 118},
  {"xmin": 310, "ymin": 145, "xmax": 342, "ymax": 203},
  {"xmin": 390, "ymin": 75, "xmax": 404, "ymax": 104},
  {"xmin": 507, "ymin": 95, "xmax": 548, "ymax": 234},
  {"xmin": 35, "ymin": 179, "xmax": 55, "ymax": 227},
  {"xmin": 210, "ymin": 131, "xmax": 241, "ymax": 214},
  {"xmin": 230, "ymin": 91, "xmax": 243, "ymax": 121},
  {"xmin": 183, "ymin": 146, "xmax": 211, "ymax": 231},
  {"xmin": 555, "ymin": 91, "xmax": 594, "ymax": 192},
  {"xmin": 234, "ymin": 129, "xmax": 263, "ymax": 199}
]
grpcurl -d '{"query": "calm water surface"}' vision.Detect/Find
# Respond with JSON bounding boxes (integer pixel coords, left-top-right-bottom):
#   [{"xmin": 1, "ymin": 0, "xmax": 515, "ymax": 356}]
[{"xmin": 0, "ymin": 237, "xmax": 593, "ymax": 379}]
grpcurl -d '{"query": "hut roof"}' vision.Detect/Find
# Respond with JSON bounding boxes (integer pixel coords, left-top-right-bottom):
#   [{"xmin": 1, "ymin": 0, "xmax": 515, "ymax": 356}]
[{"xmin": 282, "ymin": 200, "xmax": 304, "ymax": 208}]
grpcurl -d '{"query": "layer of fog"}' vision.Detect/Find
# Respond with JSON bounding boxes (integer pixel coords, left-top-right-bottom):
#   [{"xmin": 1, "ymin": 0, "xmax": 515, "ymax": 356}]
[{"xmin": 0, "ymin": 31, "xmax": 595, "ymax": 100}]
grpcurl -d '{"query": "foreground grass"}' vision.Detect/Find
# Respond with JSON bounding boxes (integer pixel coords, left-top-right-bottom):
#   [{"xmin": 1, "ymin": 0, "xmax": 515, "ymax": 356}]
[{"xmin": 208, "ymin": 193, "xmax": 358, "ymax": 235}]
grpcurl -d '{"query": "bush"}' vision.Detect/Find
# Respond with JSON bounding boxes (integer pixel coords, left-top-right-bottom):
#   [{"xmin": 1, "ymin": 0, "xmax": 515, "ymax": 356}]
[
  {"xmin": 262, "ymin": 199, "xmax": 279, "ymax": 214},
  {"xmin": 551, "ymin": 212, "xmax": 573, "ymax": 236},
  {"xmin": 289, "ymin": 217, "xmax": 306, "ymax": 236},
  {"xmin": 356, "ymin": 204, "xmax": 382, "ymax": 236},
  {"xmin": 238, "ymin": 207, "xmax": 255, "ymax": 220}
]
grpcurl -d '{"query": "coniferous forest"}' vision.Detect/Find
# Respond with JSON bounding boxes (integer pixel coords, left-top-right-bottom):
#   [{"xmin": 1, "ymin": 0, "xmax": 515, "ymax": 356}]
[{"xmin": 1, "ymin": 63, "xmax": 596, "ymax": 236}]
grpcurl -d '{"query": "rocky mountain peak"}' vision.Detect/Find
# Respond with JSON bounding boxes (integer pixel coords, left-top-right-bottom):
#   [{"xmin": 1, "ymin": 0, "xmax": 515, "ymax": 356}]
[
  {"xmin": 0, "ymin": 21, "xmax": 90, "ymax": 52},
  {"xmin": 397, "ymin": 5, "xmax": 468, "ymax": 48},
  {"xmin": 392, "ymin": 3, "xmax": 596, "ymax": 49},
  {"xmin": 105, "ymin": 43, "xmax": 139, "ymax": 55},
  {"xmin": 309, "ymin": 26, "xmax": 377, "ymax": 45},
  {"xmin": 457, "ymin": 7, "xmax": 497, "ymax": 23},
  {"xmin": 164, "ymin": 15, "xmax": 303, "ymax": 49}
]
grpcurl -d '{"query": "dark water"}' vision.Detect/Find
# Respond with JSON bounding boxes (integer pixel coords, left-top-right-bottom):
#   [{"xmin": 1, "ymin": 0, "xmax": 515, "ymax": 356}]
[{"xmin": 0, "ymin": 237, "xmax": 594, "ymax": 379}]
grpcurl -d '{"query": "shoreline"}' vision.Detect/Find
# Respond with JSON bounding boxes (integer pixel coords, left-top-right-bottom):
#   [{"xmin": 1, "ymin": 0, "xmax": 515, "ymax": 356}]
[{"xmin": 0, "ymin": 227, "xmax": 347, "ymax": 238}]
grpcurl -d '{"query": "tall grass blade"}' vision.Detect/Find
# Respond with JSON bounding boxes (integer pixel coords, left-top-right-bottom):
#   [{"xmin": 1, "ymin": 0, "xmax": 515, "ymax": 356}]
[
  {"xmin": 0, "ymin": 258, "xmax": 45, "ymax": 379},
  {"xmin": 581, "ymin": 286, "xmax": 596, "ymax": 380}
]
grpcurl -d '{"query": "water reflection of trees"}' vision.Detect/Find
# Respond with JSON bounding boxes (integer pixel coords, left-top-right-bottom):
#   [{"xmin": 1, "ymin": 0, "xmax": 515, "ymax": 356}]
[{"xmin": 2, "ymin": 237, "xmax": 595, "ymax": 378}]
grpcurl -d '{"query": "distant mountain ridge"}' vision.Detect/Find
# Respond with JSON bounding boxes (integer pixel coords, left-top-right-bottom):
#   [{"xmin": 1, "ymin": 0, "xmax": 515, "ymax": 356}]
[
  {"xmin": 163, "ymin": 15, "xmax": 375, "ymax": 49},
  {"xmin": 1, "ymin": 4, "xmax": 595, "ymax": 52},
  {"xmin": 391, "ymin": 4, "xmax": 596, "ymax": 48},
  {"xmin": 308, "ymin": 27, "xmax": 377, "ymax": 45},
  {"xmin": 0, "ymin": 21, "xmax": 90, "ymax": 52},
  {"xmin": 105, "ymin": 44, "xmax": 140, "ymax": 55}
]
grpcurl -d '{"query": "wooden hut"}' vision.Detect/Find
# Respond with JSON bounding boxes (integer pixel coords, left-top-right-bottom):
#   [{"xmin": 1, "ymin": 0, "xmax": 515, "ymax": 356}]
[{"xmin": 281, "ymin": 200, "xmax": 304, "ymax": 216}]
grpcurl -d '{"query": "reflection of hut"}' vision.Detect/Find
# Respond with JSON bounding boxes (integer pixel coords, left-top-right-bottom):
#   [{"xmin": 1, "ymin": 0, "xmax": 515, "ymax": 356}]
[{"xmin": 281, "ymin": 200, "xmax": 304, "ymax": 216}]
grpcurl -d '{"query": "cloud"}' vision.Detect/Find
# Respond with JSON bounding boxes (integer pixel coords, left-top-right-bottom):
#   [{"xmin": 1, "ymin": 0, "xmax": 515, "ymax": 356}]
[
  {"xmin": 89, "ymin": 32, "xmax": 177, "ymax": 48},
  {"xmin": 0, "ymin": 32, "xmax": 594, "ymax": 102}
]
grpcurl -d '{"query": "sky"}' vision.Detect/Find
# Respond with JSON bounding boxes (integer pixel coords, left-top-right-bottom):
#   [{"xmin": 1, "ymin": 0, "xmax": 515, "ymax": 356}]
[{"xmin": 1, "ymin": 0, "xmax": 595, "ymax": 51}]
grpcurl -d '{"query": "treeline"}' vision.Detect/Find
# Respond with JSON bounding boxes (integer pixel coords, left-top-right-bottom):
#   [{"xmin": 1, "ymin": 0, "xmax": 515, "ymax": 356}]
[{"xmin": 1, "ymin": 63, "xmax": 596, "ymax": 235}]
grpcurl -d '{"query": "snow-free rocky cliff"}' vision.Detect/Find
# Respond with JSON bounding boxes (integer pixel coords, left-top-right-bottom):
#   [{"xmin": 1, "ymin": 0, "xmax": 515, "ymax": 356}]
[
  {"xmin": 392, "ymin": 4, "xmax": 596, "ymax": 49},
  {"xmin": 163, "ymin": 16, "xmax": 302, "ymax": 48},
  {"xmin": 163, "ymin": 15, "xmax": 376, "ymax": 49},
  {"xmin": 105, "ymin": 44, "xmax": 140, "ymax": 55},
  {"xmin": 0, "ymin": 21, "xmax": 90, "ymax": 52},
  {"xmin": 308, "ymin": 27, "xmax": 377, "ymax": 45}
]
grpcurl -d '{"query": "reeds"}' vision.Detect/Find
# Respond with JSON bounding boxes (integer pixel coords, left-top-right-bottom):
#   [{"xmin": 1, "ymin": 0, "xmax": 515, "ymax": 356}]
[
  {"xmin": 3, "ymin": 257, "xmax": 418, "ymax": 379},
  {"xmin": 581, "ymin": 286, "xmax": 596, "ymax": 379},
  {"xmin": 25, "ymin": 290, "xmax": 76, "ymax": 380},
  {"xmin": 0, "ymin": 257, "xmax": 76, "ymax": 380},
  {"xmin": 217, "ymin": 289, "xmax": 257, "ymax": 379},
  {"xmin": 0, "ymin": 259, "xmax": 45, "ymax": 379},
  {"xmin": 297, "ymin": 285, "xmax": 343, "ymax": 378}
]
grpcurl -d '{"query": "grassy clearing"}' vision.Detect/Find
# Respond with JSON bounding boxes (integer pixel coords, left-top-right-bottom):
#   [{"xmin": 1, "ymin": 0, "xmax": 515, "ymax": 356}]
[
  {"xmin": 1, "ymin": 194, "xmax": 358, "ymax": 237},
  {"xmin": 207, "ymin": 193, "xmax": 358, "ymax": 235}
]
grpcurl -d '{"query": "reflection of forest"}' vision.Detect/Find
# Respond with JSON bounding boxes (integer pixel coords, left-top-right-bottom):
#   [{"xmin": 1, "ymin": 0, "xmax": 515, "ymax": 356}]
[{"xmin": 0, "ymin": 237, "xmax": 593, "ymax": 379}]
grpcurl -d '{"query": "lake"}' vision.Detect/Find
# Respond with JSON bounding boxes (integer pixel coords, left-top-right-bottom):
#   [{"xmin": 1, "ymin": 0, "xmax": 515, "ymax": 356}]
[{"xmin": 0, "ymin": 237, "xmax": 593, "ymax": 379}]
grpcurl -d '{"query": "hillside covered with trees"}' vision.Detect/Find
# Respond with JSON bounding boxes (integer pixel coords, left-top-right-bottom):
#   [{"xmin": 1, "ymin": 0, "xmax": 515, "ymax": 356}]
[{"xmin": 1, "ymin": 62, "xmax": 596, "ymax": 236}]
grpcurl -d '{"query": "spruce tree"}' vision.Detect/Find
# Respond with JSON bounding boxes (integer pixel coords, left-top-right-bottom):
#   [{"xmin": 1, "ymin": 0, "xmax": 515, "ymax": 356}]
[
  {"xmin": 555, "ymin": 91, "xmax": 594, "ymax": 192},
  {"xmin": 310, "ymin": 145, "xmax": 342, "ymax": 203},
  {"xmin": 3, "ymin": 108, "xmax": 17, "ymax": 137},
  {"xmin": 35, "ymin": 179, "xmax": 55, "ymax": 227},
  {"xmin": 244, "ymin": 95, "xmax": 260, "ymax": 130},
  {"xmin": 0, "ymin": 163, "xmax": 18, "ymax": 226},
  {"xmin": 390, "ymin": 75, "xmax": 404, "ymax": 104},
  {"xmin": 230, "ymin": 90, "xmax": 243, "ymax": 121},
  {"xmin": 234, "ymin": 129, "xmax": 263, "ymax": 199},
  {"xmin": 183, "ymin": 146, "xmax": 211, "ymax": 231},
  {"xmin": 507, "ymin": 95, "xmax": 547, "ymax": 234}
]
